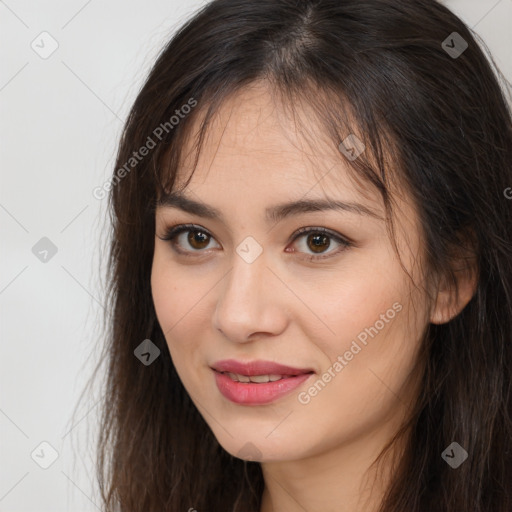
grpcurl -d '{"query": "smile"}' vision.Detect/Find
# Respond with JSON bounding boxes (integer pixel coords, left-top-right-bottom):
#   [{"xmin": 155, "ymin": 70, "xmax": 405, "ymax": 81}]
[
  {"xmin": 211, "ymin": 366, "xmax": 314, "ymax": 405},
  {"xmin": 220, "ymin": 372, "xmax": 296, "ymax": 383}
]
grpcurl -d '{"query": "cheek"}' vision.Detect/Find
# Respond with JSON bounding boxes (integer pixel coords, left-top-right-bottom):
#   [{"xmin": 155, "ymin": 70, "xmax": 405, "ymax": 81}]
[
  {"xmin": 292, "ymin": 301, "xmax": 421, "ymax": 456},
  {"xmin": 313, "ymin": 285, "xmax": 422, "ymax": 415},
  {"xmin": 301, "ymin": 259, "xmax": 422, "ymax": 404},
  {"xmin": 150, "ymin": 252, "xmax": 211, "ymax": 369},
  {"xmin": 151, "ymin": 249, "xmax": 196, "ymax": 329},
  {"xmin": 151, "ymin": 254, "xmax": 191, "ymax": 352},
  {"xmin": 300, "ymin": 262, "xmax": 405, "ymax": 355}
]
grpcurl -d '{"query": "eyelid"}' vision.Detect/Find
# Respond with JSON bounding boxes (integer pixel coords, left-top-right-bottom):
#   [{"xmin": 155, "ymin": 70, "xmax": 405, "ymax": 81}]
[{"xmin": 157, "ymin": 223, "xmax": 353, "ymax": 261}]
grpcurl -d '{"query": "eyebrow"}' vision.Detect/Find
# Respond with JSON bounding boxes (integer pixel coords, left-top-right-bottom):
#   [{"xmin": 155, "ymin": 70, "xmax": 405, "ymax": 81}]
[{"xmin": 156, "ymin": 191, "xmax": 384, "ymax": 223}]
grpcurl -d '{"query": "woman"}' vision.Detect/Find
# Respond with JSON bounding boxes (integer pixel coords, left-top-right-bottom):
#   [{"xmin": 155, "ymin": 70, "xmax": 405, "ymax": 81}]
[{"xmin": 91, "ymin": 0, "xmax": 512, "ymax": 510}]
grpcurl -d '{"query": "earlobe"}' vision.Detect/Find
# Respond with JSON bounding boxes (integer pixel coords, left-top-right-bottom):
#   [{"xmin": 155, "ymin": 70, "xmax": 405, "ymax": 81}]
[{"xmin": 429, "ymin": 259, "xmax": 478, "ymax": 325}]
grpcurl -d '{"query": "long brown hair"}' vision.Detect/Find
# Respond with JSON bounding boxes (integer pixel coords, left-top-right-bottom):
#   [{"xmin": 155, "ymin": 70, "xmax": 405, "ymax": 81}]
[{"xmin": 84, "ymin": 0, "xmax": 512, "ymax": 510}]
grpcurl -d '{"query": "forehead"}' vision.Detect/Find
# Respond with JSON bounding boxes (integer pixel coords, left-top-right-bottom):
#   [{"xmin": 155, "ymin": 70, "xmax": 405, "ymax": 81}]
[{"xmin": 175, "ymin": 82, "xmax": 382, "ymax": 209}]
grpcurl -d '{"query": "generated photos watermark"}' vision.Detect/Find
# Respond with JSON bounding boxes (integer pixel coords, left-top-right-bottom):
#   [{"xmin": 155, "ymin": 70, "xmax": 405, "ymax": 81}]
[
  {"xmin": 298, "ymin": 301, "xmax": 403, "ymax": 404},
  {"xmin": 93, "ymin": 97, "xmax": 198, "ymax": 200}
]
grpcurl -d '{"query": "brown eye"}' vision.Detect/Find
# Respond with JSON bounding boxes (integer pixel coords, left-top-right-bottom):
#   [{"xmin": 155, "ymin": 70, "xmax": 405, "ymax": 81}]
[
  {"xmin": 158, "ymin": 224, "xmax": 352, "ymax": 261},
  {"xmin": 158, "ymin": 224, "xmax": 220, "ymax": 255},
  {"xmin": 305, "ymin": 233, "xmax": 331, "ymax": 254},
  {"xmin": 186, "ymin": 229, "xmax": 211, "ymax": 250},
  {"xmin": 289, "ymin": 227, "xmax": 352, "ymax": 261}
]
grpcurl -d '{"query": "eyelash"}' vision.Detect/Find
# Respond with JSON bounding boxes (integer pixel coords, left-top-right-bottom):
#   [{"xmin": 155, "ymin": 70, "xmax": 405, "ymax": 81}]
[{"xmin": 157, "ymin": 223, "xmax": 353, "ymax": 262}]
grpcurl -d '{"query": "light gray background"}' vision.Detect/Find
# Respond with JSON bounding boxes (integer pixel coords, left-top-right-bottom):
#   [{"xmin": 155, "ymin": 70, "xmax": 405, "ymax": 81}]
[{"xmin": 1, "ymin": 1, "xmax": 511, "ymax": 510}]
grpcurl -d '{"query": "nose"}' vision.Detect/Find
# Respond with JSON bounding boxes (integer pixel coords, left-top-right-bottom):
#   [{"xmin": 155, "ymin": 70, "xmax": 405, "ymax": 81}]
[{"xmin": 212, "ymin": 250, "xmax": 288, "ymax": 343}]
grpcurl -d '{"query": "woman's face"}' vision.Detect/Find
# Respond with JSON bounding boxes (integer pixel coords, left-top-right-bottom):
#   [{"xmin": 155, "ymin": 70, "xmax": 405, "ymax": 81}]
[{"xmin": 151, "ymin": 83, "xmax": 431, "ymax": 463}]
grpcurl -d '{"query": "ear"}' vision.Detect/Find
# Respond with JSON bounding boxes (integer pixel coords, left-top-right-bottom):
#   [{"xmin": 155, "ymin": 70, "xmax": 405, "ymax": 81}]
[{"xmin": 429, "ymin": 244, "xmax": 478, "ymax": 325}]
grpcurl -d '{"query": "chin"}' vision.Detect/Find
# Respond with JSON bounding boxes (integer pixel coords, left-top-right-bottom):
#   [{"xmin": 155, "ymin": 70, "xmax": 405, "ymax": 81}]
[{"xmin": 215, "ymin": 435, "xmax": 302, "ymax": 463}]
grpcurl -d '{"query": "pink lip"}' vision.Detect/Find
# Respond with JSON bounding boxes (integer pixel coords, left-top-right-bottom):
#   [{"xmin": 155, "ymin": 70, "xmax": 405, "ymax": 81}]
[{"xmin": 211, "ymin": 359, "xmax": 314, "ymax": 405}]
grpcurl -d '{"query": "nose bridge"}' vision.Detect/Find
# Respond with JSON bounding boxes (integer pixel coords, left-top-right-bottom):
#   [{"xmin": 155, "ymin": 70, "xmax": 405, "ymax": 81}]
[
  {"xmin": 226, "ymin": 234, "xmax": 267, "ymax": 300},
  {"xmin": 218, "ymin": 245, "xmax": 267, "ymax": 320},
  {"xmin": 213, "ymin": 240, "xmax": 286, "ymax": 341}
]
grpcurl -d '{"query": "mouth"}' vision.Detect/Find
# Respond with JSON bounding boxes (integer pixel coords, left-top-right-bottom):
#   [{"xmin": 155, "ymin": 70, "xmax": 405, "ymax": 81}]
[
  {"xmin": 210, "ymin": 358, "xmax": 314, "ymax": 377},
  {"xmin": 213, "ymin": 371, "xmax": 308, "ymax": 383},
  {"xmin": 210, "ymin": 359, "xmax": 315, "ymax": 405}
]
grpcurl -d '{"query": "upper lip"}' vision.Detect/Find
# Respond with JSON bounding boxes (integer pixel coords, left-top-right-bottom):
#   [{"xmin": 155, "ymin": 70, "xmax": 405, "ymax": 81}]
[{"xmin": 211, "ymin": 359, "xmax": 314, "ymax": 376}]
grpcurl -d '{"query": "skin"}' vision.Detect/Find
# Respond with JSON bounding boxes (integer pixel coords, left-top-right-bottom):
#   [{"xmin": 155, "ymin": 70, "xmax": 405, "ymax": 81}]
[{"xmin": 151, "ymin": 81, "xmax": 476, "ymax": 512}]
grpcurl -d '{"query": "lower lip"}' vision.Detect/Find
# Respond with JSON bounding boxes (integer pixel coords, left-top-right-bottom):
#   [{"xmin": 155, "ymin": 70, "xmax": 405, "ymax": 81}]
[{"xmin": 213, "ymin": 370, "xmax": 313, "ymax": 405}]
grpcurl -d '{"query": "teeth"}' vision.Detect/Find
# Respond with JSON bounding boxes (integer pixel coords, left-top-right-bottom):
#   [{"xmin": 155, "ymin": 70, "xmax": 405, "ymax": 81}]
[
  {"xmin": 224, "ymin": 372, "xmax": 287, "ymax": 383},
  {"xmin": 228, "ymin": 372, "xmax": 250, "ymax": 382},
  {"xmin": 249, "ymin": 374, "xmax": 271, "ymax": 383}
]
